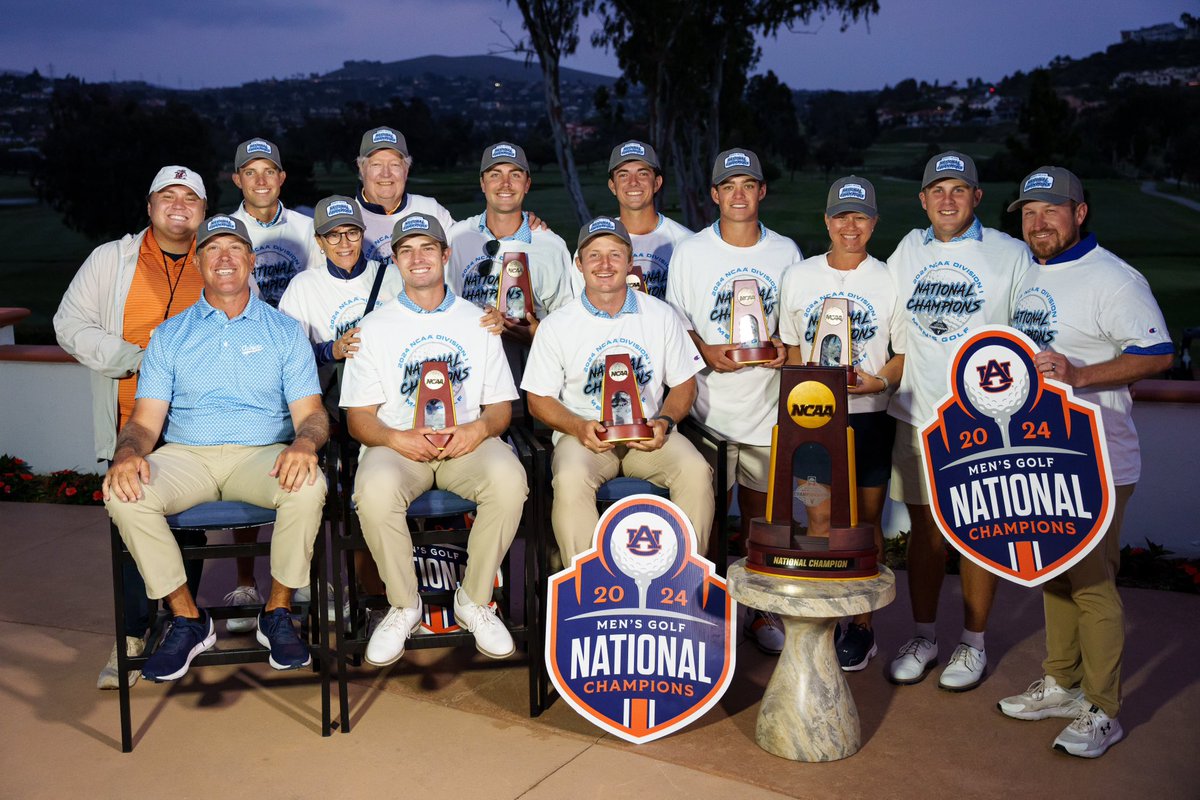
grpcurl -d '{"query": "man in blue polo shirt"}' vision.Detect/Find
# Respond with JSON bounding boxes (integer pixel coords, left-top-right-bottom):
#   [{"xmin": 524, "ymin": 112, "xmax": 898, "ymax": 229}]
[{"xmin": 103, "ymin": 214, "xmax": 329, "ymax": 681}]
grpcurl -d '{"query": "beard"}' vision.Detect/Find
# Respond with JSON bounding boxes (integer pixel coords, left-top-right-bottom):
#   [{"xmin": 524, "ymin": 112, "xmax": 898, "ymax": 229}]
[{"xmin": 1026, "ymin": 228, "xmax": 1077, "ymax": 261}]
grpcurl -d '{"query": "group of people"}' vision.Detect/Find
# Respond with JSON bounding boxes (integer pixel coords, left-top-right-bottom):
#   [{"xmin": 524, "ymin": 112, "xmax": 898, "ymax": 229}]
[{"xmin": 54, "ymin": 125, "xmax": 1171, "ymax": 760}]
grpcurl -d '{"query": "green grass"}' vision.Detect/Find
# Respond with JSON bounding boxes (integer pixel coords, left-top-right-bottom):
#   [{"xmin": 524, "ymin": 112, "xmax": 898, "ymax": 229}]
[{"xmin": 3, "ymin": 160, "xmax": 1198, "ymax": 360}]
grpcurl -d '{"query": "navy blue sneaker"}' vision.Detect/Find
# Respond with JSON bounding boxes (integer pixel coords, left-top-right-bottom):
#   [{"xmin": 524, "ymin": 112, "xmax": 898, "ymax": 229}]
[
  {"xmin": 836, "ymin": 623, "xmax": 878, "ymax": 672},
  {"xmin": 141, "ymin": 610, "xmax": 216, "ymax": 682},
  {"xmin": 256, "ymin": 608, "xmax": 311, "ymax": 670}
]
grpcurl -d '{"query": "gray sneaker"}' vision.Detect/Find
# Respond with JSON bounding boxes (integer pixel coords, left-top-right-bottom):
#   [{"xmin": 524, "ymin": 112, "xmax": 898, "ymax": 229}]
[
  {"xmin": 97, "ymin": 636, "xmax": 145, "ymax": 690},
  {"xmin": 998, "ymin": 676, "xmax": 1084, "ymax": 720},
  {"xmin": 223, "ymin": 585, "xmax": 261, "ymax": 634},
  {"xmin": 1053, "ymin": 704, "xmax": 1124, "ymax": 758}
]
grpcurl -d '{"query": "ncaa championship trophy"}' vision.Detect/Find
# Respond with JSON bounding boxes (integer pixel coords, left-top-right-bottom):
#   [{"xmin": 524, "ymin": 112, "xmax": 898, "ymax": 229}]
[
  {"xmin": 744, "ymin": 315, "xmax": 877, "ymax": 577},
  {"xmin": 495, "ymin": 245, "xmax": 534, "ymax": 325},
  {"xmin": 807, "ymin": 297, "xmax": 857, "ymax": 388},
  {"xmin": 728, "ymin": 278, "xmax": 782, "ymax": 365},
  {"xmin": 597, "ymin": 353, "xmax": 654, "ymax": 443},
  {"xmin": 415, "ymin": 360, "xmax": 456, "ymax": 449},
  {"xmin": 625, "ymin": 265, "xmax": 648, "ymax": 293}
]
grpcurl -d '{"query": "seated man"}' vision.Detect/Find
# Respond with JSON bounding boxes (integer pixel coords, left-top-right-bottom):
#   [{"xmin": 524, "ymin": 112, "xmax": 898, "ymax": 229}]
[
  {"xmin": 523, "ymin": 216, "xmax": 714, "ymax": 564},
  {"xmin": 341, "ymin": 213, "xmax": 529, "ymax": 665},
  {"xmin": 104, "ymin": 214, "xmax": 329, "ymax": 681}
]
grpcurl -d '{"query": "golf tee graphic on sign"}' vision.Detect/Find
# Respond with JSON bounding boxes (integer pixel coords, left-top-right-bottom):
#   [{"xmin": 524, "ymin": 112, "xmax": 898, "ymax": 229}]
[
  {"xmin": 919, "ymin": 326, "xmax": 1115, "ymax": 587},
  {"xmin": 545, "ymin": 495, "xmax": 736, "ymax": 743}
]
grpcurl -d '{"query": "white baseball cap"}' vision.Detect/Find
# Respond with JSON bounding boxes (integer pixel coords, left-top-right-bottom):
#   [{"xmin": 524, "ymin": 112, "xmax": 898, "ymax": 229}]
[{"xmin": 148, "ymin": 165, "xmax": 207, "ymax": 200}]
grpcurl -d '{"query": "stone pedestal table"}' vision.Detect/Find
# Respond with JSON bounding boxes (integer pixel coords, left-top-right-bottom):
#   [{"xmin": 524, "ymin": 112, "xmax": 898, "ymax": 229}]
[{"xmin": 727, "ymin": 561, "xmax": 895, "ymax": 761}]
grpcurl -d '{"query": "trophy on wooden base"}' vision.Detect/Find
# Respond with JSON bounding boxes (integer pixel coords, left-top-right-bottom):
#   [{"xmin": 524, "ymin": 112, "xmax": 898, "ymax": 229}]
[
  {"xmin": 807, "ymin": 297, "xmax": 857, "ymax": 388},
  {"xmin": 625, "ymin": 265, "xmax": 648, "ymax": 293},
  {"xmin": 415, "ymin": 360, "xmax": 456, "ymax": 450},
  {"xmin": 745, "ymin": 365, "xmax": 878, "ymax": 579},
  {"xmin": 728, "ymin": 278, "xmax": 782, "ymax": 365},
  {"xmin": 597, "ymin": 353, "xmax": 654, "ymax": 443},
  {"xmin": 494, "ymin": 246, "xmax": 533, "ymax": 326}
]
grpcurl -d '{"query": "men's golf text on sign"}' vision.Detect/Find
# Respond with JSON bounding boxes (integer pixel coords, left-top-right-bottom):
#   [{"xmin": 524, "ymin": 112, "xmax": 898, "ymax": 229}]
[
  {"xmin": 921, "ymin": 326, "xmax": 1115, "ymax": 587},
  {"xmin": 546, "ymin": 495, "xmax": 736, "ymax": 744}
]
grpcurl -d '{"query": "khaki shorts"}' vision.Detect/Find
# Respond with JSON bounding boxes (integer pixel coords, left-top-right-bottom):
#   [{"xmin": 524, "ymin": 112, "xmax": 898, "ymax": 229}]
[
  {"xmin": 699, "ymin": 439, "xmax": 772, "ymax": 493},
  {"xmin": 888, "ymin": 421, "xmax": 931, "ymax": 505}
]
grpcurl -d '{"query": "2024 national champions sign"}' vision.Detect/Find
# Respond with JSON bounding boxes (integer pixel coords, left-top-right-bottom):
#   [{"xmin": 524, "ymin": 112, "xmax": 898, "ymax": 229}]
[
  {"xmin": 921, "ymin": 326, "xmax": 1115, "ymax": 587},
  {"xmin": 546, "ymin": 495, "xmax": 736, "ymax": 744}
]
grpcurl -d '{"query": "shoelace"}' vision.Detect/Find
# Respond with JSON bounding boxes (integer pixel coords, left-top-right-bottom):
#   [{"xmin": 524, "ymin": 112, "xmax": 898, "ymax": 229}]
[
  {"xmin": 377, "ymin": 608, "xmax": 413, "ymax": 637},
  {"xmin": 898, "ymin": 637, "xmax": 933, "ymax": 658},
  {"xmin": 460, "ymin": 602, "xmax": 502, "ymax": 632},
  {"xmin": 1022, "ymin": 678, "xmax": 1049, "ymax": 699},
  {"xmin": 222, "ymin": 587, "xmax": 258, "ymax": 604},
  {"xmin": 947, "ymin": 644, "xmax": 981, "ymax": 669},
  {"xmin": 1068, "ymin": 704, "xmax": 1103, "ymax": 733}
]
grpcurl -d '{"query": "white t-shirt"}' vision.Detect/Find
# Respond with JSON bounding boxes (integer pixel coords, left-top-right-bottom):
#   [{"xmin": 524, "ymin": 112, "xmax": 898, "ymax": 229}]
[
  {"xmin": 887, "ymin": 226, "xmax": 1031, "ymax": 427},
  {"xmin": 446, "ymin": 213, "xmax": 573, "ymax": 317},
  {"xmin": 778, "ymin": 254, "xmax": 895, "ymax": 414},
  {"xmin": 1010, "ymin": 242, "xmax": 1170, "ymax": 484},
  {"xmin": 569, "ymin": 213, "xmax": 693, "ymax": 300},
  {"xmin": 231, "ymin": 203, "xmax": 325, "ymax": 307},
  {"xmin": 358, "ymin": 193, "xmax": 455, "ymax": 268},
  {"xmin": 521, "ymin": 291, "xmax": 704, "ymax": 445},
  {"xmin": 665, "ymin": 224, "xmax": 802, "ymax": 445},
  {"xmin": 340, "ymin": 293, "xmax": 517, "ymax": 431},
  {"xmin": 278, "ymin": 260, "xmax": 403, "ymax": 395}
]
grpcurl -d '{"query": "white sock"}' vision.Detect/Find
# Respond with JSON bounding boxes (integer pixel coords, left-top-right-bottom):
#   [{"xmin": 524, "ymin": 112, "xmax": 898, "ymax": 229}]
[
  {"xmin": 961, "ymin": 629, "xmax": 985, "ymax": 651},
  {"xmin": 915, "ymin": 622, "xmax": 937, "ymax": 642}
]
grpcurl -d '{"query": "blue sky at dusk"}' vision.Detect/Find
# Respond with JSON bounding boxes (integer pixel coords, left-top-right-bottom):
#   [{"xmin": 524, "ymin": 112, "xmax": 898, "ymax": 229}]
[{"xmin": 2, "ymin": 1, "xmax": 1194, "ymax": 91}]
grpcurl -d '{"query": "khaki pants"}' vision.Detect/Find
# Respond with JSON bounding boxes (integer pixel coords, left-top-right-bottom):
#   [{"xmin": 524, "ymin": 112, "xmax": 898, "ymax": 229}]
[
  {"xmin": 551, "ymin": 433, "xmax": 714, "ymax": 564},
  {"xmin": 1043, "ymin": 484, "xmax": 1135, "ymax": 718},
  {"xmin": 353, "ymin": 437, "xmax": 528, "ymax": 608},
  {"xmin": 106, "ymin": 443, "xmax": 326, "ymax": 599}
]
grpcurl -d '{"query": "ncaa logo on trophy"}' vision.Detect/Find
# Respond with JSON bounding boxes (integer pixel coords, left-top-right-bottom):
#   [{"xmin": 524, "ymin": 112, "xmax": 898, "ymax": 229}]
[
  {"xmin": 920, "ymin": 326, "xmax": 1115, "ymax": 586},
  {"xmin": 546, "ymin": 495, "xmax": 736, "ymax": 743}
]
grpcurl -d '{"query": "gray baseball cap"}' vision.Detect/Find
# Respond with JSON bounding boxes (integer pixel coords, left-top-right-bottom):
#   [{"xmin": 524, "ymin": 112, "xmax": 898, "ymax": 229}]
[
  {"xmin": 391, "ymin": 213, "xmax": 447, "ymax": 248},
  {"xmin": 712, "ymin": 148, "xmax": 764, "ymax": 185},
  {"xmin": 234, "ymin": 138, "xmax": 282, "ymax": 170},
  {"xmin": 196, "ymin": 214, "xmax": 252, "ymax": 248},
  {"xmin": 577, "ymin": 216, "xmax": 632, "ymax": 251},
  {"xmin": 1007, "ymin": 166, "xmax": 1085, "ymax": 212},
  {"xmin": 608, "ymin": 140, "xmax": 660, "ymax": 173},
  {"xmin": 313, "ymin": 195, "xmax": 365, "ymax": 235},
  {"xmin": 922, "ymin": 150, "xmax": 978, "ymax": 189},
  {"xmin": 360, "ymin": 127, "xmax": 409, "ymax": 158},
  {"xmin": 826, "ymin": 175, "xmax": 878, "ymax": 217},
  {"xmin": 480, "ymin": 141, "xmax": 529, "ymax": 173}
]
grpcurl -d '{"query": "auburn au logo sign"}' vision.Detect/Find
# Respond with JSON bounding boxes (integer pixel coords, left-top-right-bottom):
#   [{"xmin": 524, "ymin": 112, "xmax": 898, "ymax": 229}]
[
  {"xmin": 546, "ymin": 495, "xmax": 736, "ymax": 743},
  {"xmin": 921, "ymin": 326, "xmax": 1115, "ymax": 587}
]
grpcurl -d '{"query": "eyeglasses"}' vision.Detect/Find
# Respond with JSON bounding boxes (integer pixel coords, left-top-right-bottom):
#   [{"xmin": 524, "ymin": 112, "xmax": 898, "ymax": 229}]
[{"xmin": 322, "ymin": 229, "xmax": 363, "ymax": 244}]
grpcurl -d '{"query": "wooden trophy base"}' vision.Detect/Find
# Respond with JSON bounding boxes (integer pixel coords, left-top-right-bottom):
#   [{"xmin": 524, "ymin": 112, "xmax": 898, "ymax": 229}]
[
  {"xmin": 731, "ymin": 344, "xmax": 782, "ymax": 365},
  {"xmin": 424, "ymin": 432, "xmax": 453, "ymax": 450},
  {"xmin": 746, "ymin": 518, "xmax": 879, "ymax": 579},
  {"xmin": 598, "ymin": 420, "xmax": 655, "ymax": 443}
]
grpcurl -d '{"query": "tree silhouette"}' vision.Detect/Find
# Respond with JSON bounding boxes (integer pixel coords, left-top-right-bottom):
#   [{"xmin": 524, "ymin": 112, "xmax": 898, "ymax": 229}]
[{"xmin": 33, "ymin": 79, "xmax": 220, "ymax": 240}]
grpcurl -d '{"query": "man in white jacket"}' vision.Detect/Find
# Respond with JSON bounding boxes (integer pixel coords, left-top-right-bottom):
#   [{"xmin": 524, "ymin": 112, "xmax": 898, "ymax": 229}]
[{"xmin": 54, "ymin": 165, "xmax": 210, "ymax": 690}]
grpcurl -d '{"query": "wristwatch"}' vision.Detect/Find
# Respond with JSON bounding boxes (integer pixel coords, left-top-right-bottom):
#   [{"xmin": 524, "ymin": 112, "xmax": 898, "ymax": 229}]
[
  {"xmin": 654, "ymin": 415, "xmax": 677, "ymax": 435},
  {"xmin": 873, "ymin": 374, "xmax": 890, "ymax": 393}
]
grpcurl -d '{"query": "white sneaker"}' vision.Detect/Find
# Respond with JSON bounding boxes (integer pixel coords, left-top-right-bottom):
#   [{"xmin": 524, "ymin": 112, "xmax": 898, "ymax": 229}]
[
  {"xmin": 223, "ymin": 585, "xmax": 261, "ymax": 634},
  {"xmin": 453, "ymin": 588, "xmax": 515, "ymax": 659},
  {"xmin": 746, "ymin": 610, "xmax": 785, "ymax": 655},
  {"xmin": 294, "ymin": 583, "xmax": 344, "ymax": 623},
  {"xmin": 97, "ymin": 636, "xmax": 145, "ymax": 690},
  {"xmin": 998, "ymin": 675, "xmax": 1085, "ymax": 720},
  {"xmin": 1053, "ymin": 704, "xmax": 1124, "ymax": 758},
  {"xmin": 939, "ymin": 643, "xmax": 987, "ymax": 691},
  {"xmin": 365, "ymin": 603, "xmax": 423, "ymax": 667},
  {"xmin": 887, "ymin": 636, "xmax": 939, "ymax": 684}
]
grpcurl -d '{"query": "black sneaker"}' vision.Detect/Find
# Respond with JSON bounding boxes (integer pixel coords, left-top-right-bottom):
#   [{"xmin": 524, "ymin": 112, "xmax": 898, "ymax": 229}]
[
  {"xmin": 141, "ymin": 610, "xmax": 216, "ymax": 682},
  {"xmin": 256, "ymin": 608, "xmax": 312, "ymax": 670},
  {"xmin": 836, "ymin": 623, "xmax": 877, "ymax": 672}
]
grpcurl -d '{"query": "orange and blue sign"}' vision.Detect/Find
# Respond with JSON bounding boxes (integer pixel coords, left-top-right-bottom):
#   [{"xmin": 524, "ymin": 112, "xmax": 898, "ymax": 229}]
[
  {"xmin": 921, "ymin": 326, "xmax": 1115, "ymax": 587},
  {"xmin": 546, "ymin": 495, "xmax": 736, "ymax": 743}
]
